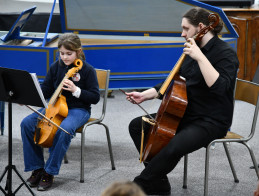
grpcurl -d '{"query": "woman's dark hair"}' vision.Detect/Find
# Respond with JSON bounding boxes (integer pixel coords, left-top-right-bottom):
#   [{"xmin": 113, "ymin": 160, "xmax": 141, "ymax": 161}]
[
  {"xmin": 58, "ymin": 33, "xmax": 85, "ymax": 60},
  {"xmin": 183, "ymin": 7, "xmax": 223, "ymax": 35}
]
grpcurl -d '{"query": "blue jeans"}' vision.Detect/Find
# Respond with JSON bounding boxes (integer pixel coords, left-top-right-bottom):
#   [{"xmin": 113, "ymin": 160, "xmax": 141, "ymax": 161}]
[{"xmin": 20, "ymin": 108, "xmax": 90, "ymax": 175}]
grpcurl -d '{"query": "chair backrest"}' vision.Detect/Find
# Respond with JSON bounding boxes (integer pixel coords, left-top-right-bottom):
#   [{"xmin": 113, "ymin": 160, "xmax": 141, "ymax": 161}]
[
  {"xmin": 235, "ymin": 79, "xmax": 259, "ymax": 106},
  {"xmin": 96, "ymin": 69, "xmax": 110, "ymax": 90},
  {"xmin": 234, "ymin": 78, "xmax": 259, "ymax": 139},
  {"xmin": 95, "ymin": 69, "xmax": 110, "ymax": 121}
]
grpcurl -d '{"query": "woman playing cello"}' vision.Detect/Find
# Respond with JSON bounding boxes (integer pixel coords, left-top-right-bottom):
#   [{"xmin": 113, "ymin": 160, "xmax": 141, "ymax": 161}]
[
  {"xmin": 125, "ymin": 7, "xmax": 239, "ymax": 195},
  {"xmin": 20, "ymin": 33, "xmax": 100, "ymax": 191}
]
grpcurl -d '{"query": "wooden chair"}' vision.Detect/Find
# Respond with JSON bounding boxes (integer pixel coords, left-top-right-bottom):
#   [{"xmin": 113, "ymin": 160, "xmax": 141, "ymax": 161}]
[
  {"xmin": 64, "ymin": 69, "xmax": 115, "ymax": 182},
  {"xmin": 183, "ymin": 78, "xmax": 259, "ymax": 196}
]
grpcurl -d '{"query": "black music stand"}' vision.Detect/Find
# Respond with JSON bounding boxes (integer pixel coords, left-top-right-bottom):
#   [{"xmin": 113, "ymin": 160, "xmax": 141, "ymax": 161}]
[{"xmin": 0, "ymin": 67, "xmax": 46, "ymax": 196}]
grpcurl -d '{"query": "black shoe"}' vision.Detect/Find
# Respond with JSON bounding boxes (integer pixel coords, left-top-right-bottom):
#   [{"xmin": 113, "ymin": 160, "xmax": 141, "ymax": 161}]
[
  {"xmin": 26, "ymin": 168, "xmax": 44, "ymax": 187},
  {"xmin": 133, "ymin": 176, "xmax": 171, "ymax": 195},
  {"xmin": 37, "ymin": 171, "xmax": 54, "ymax": 191}
]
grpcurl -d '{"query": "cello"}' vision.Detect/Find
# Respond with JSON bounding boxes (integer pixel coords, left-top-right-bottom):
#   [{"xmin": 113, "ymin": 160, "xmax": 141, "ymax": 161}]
[
  {"xmin": 33, "ymin": 59, "xmax": 83, "ymax": 148},
  {"xmin": 140, "ymin": 13, "xmax": 220, "ymax": 162}
]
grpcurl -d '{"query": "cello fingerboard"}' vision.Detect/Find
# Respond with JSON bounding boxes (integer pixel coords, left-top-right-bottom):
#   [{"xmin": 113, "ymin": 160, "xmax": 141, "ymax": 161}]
[{"xmin": 48, "ymin": 76, "xmax": 69, "ymax": 105}]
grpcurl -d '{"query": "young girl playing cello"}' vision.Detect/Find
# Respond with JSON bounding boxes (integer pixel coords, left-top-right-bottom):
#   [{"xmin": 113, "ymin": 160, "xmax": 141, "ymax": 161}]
[{"xmin": 20, "ymin": 33, "xmax": 100, "ymax": 191}]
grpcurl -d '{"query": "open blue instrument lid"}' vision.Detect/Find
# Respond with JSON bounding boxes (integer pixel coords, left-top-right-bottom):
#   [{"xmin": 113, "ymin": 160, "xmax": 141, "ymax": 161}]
[
  {"xmin": 0, "ymin": 6, "xmax": 36, "ymax": 42},
  {"xmin": 59, "ymin": 0, "xmax": 238, "ymax": 38},
  {"xmin": 0, "ymin": 5, "xmax": 59, "ymax": 44}
]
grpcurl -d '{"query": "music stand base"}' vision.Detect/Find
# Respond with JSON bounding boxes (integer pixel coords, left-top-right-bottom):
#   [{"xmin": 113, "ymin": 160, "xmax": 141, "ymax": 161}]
[
  {"xmin": 0, "ymin": 165, "xmax": 35, "ymax": 196},
  {"xmin": 0, "ymin": 67, "xmax": 45, "ymax": 196},
  {"xmin": 0, "ymin": 101, "xmax": 35, "ymax": 196}
]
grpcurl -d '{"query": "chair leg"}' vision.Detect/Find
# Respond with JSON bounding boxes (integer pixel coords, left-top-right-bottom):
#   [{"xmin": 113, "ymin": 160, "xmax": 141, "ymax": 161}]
[
  {"xmin": 101, "ymin": 123, "xmax": 115, "ymax": 170},
  {"xmin": 223, "ymin": 142, "xmax": 239, "ymax": 183},
  {"xmin": 242, "ymin": 142, "xmax": 259, "ymax": 180},
  {"xmin": 80, "ymin": 130, "xmax": 86, "ymax": 183},
  {"xmin": 204, "ymin": 143, "xmax": 212, "ymax": 196},
  {"xmin": 183, "ymin": 154, "xmax": 188, "ymax": 189}
]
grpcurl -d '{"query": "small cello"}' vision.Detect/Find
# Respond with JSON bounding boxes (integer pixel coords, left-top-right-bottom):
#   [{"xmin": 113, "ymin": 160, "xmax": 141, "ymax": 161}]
[
  {"xmin": 34, "ymin": 59, "xmax": 83, "ymax": 148},
  {"xmin": 141, "ymin": 13, "xmax": 219, "ymax": 162}
]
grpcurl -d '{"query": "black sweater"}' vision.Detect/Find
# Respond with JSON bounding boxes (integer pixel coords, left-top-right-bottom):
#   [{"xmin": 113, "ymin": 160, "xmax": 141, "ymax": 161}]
[
  {"xmin": 41, "ymin": 60, "xmax": 100, "ymax": 112},
  {"xmin": 155, "ymin": 36, "xmax": 239, "ymax": 129}
]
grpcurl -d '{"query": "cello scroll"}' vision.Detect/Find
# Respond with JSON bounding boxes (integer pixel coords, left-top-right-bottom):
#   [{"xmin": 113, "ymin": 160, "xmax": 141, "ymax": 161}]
[{"xmin": 194, "ymin": 13, "xmax": 219, "ymax": 42}]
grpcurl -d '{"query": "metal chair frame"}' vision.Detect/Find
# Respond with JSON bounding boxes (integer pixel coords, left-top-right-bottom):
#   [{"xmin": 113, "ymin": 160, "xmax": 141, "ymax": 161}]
[
  {"xmin": 64, "ymin": 69, "xmax": 115, "ymax": 183},
  {"xmin": 183, "ymin": 78, "xmax": 259, "ymax": 196}
]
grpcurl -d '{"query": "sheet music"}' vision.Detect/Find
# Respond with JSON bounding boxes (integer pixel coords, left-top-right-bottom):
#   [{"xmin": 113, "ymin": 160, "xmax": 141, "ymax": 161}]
[{"xmin": 30, "ymin": 73, "xmax": 48, "ymax": 108}]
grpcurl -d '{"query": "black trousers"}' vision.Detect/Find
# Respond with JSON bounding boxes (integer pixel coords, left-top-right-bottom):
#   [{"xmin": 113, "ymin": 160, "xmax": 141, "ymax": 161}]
[{"xmin": 129, "ymin": 113, "xmax": 228, "ymax": 181}]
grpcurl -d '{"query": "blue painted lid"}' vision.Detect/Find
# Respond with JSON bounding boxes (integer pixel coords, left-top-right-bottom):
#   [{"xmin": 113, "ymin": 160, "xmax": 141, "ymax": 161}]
[
  {"xmin": 0, "ymin": 6, "xmax": 36, "ymax": 42},
  {"xmin": 59, "ymin": 0, "xmax": 238, "ymax": 38}
]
